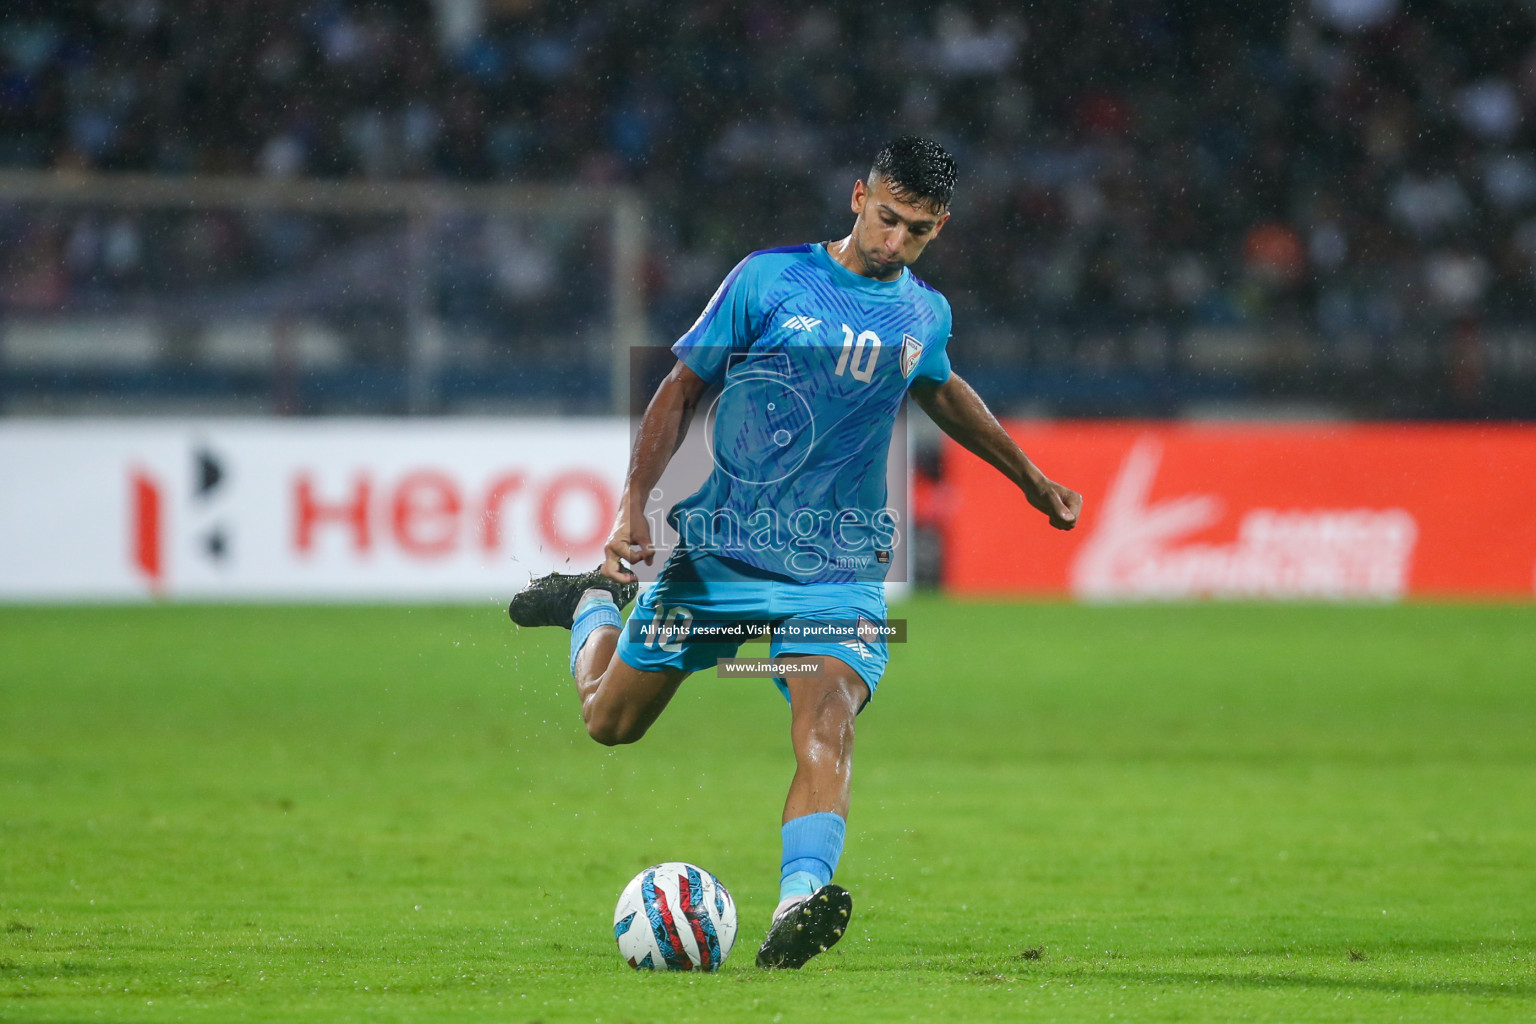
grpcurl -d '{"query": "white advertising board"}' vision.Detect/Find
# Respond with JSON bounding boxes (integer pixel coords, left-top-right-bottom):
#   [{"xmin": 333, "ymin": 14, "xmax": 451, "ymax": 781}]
[{"xmin": 0, "ymin": 419, "xmax": 629, "ymax": 601}]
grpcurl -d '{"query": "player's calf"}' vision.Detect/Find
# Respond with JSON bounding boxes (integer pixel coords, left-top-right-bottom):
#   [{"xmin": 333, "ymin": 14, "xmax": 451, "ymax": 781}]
[{"xmin": 580, "ymin": 653, "xmax": 689, "ymax": 747}]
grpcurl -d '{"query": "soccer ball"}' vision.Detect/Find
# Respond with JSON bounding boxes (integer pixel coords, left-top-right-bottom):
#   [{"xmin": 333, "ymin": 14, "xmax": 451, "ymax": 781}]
[{"xmin": 613, "ymin": 862, "xmax": 737, "ymax": 971}]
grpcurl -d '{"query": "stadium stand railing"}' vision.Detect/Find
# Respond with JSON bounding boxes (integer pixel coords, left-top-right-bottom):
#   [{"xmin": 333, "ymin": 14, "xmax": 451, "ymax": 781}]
[{"xmin": 0, "ymin": 170, "xmax": 645, "ymax": 415}]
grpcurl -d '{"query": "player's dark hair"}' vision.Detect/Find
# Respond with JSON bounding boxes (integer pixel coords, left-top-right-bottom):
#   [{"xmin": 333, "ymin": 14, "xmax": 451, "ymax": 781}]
[{"xmin": 870, "ymin": 136, "xmax": 957, "ymax": 211}]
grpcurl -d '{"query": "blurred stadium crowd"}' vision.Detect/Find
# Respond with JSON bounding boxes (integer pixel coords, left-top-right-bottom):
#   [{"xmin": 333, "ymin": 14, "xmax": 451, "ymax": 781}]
[{"xmin": 3, "ymin": 0, "xmax": 1536, "ymax": 416}]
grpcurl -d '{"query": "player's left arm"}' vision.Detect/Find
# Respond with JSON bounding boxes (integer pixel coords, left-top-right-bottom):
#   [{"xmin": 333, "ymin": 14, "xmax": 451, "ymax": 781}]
[{"xmin": 909, "ymin": 373, "xmax": 1082, "ymax": 531}]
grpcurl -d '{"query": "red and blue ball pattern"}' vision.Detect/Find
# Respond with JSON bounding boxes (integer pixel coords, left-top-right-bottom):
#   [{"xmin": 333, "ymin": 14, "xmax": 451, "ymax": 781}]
[{"xmin": 614, "ymin": 862, "xmax": 738, "ymax": 971}]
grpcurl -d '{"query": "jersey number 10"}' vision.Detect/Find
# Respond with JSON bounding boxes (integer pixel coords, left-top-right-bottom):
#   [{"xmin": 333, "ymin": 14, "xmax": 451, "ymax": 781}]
[{"xmin": 834, "ymin": 324, "xmax": 881, "ymax": 383}]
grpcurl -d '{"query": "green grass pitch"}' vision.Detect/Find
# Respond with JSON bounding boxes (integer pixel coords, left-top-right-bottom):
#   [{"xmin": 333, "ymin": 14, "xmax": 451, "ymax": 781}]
[{"xmin": 2, "ymin": 600, "xmax": 1533, "ymax": 1022}]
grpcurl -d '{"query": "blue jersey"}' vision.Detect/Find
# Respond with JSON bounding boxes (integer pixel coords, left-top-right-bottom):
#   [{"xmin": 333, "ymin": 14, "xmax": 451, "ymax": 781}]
[{"xmin": 669, "ymin": 242, "xmax": 953, "ymax": 583}]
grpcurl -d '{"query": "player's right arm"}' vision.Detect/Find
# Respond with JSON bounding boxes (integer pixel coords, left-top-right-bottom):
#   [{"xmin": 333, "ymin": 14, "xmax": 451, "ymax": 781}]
[
  {"xmin": 603, "ymin": 360, "xmax": 710, "ymax": 583},
  {"xmin": 602, "ymin": 252, "xmax": 769, "ymax": 583}
]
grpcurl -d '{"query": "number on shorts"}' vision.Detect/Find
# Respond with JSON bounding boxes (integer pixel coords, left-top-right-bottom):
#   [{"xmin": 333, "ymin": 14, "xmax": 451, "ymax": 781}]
[{"xmin": 647, "ymin": 605, "xmax": 694, "ymax": 652}]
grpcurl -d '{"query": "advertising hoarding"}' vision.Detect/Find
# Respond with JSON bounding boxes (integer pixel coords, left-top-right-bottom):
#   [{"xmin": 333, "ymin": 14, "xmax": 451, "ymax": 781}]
[
  {"xmin": 946, "ymin": 422, "xmax": 1536, "ymax": 599},
  {"xmin": 0, "ymin": 420, "xmax": 626, "ymax": 601}
]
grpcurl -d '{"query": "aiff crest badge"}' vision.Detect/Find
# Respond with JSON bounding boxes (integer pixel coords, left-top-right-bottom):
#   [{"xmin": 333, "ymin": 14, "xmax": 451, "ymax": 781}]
[{"xmin": 900, "ymin": 333, "xmax": 923, "ymax": 378}]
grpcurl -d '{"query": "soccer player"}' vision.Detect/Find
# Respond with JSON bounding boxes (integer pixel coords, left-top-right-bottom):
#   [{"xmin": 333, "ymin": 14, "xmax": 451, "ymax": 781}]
[{"xmin": 510, "ymin": 137, "xmax": 1081, "ymax": 969}]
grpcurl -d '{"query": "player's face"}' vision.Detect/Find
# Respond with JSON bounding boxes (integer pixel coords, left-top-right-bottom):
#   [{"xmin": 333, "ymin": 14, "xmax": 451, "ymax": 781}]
[{"xmin": 847, "ymin": 175, "xmax": 950, "ymax": 280}]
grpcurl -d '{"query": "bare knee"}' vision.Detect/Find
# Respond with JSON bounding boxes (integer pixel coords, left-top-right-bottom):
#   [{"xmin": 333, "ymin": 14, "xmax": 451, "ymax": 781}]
[
  {"xmin": 577, "ymin": 663, "xmax": 680, "ymax": 747},
  {"xmin": 584, "ymin": 705, "xmax": 649, "ymax": 746},
  {"xmin": 793, "ymin": 692, "xmax": 859, "ymax": 764},
  {"xmin": 800, "ymin": 712, "xmax": 854, "ymax": 754}
]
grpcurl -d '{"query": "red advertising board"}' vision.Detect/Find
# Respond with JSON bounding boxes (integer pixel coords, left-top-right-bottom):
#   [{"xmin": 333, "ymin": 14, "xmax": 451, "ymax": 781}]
[{"xmin": 945, "ymin": 423, "xmax": 1536, "ymax": 599}]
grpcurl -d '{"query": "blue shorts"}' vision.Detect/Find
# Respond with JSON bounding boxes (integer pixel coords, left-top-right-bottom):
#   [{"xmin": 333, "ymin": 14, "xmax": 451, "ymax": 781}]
[{"xmin": 615, "ymin": 548, "xmax": 890, "ymax": 701}]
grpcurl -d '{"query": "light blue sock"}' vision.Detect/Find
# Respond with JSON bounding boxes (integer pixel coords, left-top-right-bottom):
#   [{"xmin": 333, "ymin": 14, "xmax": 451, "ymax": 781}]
[
  {"xmin": 779, "ymin": 812, "xmax": 846, "ymax": 903},
  {"xmin": 569, "ymin": 591, "xmax": 621, "ymax": 676}
]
